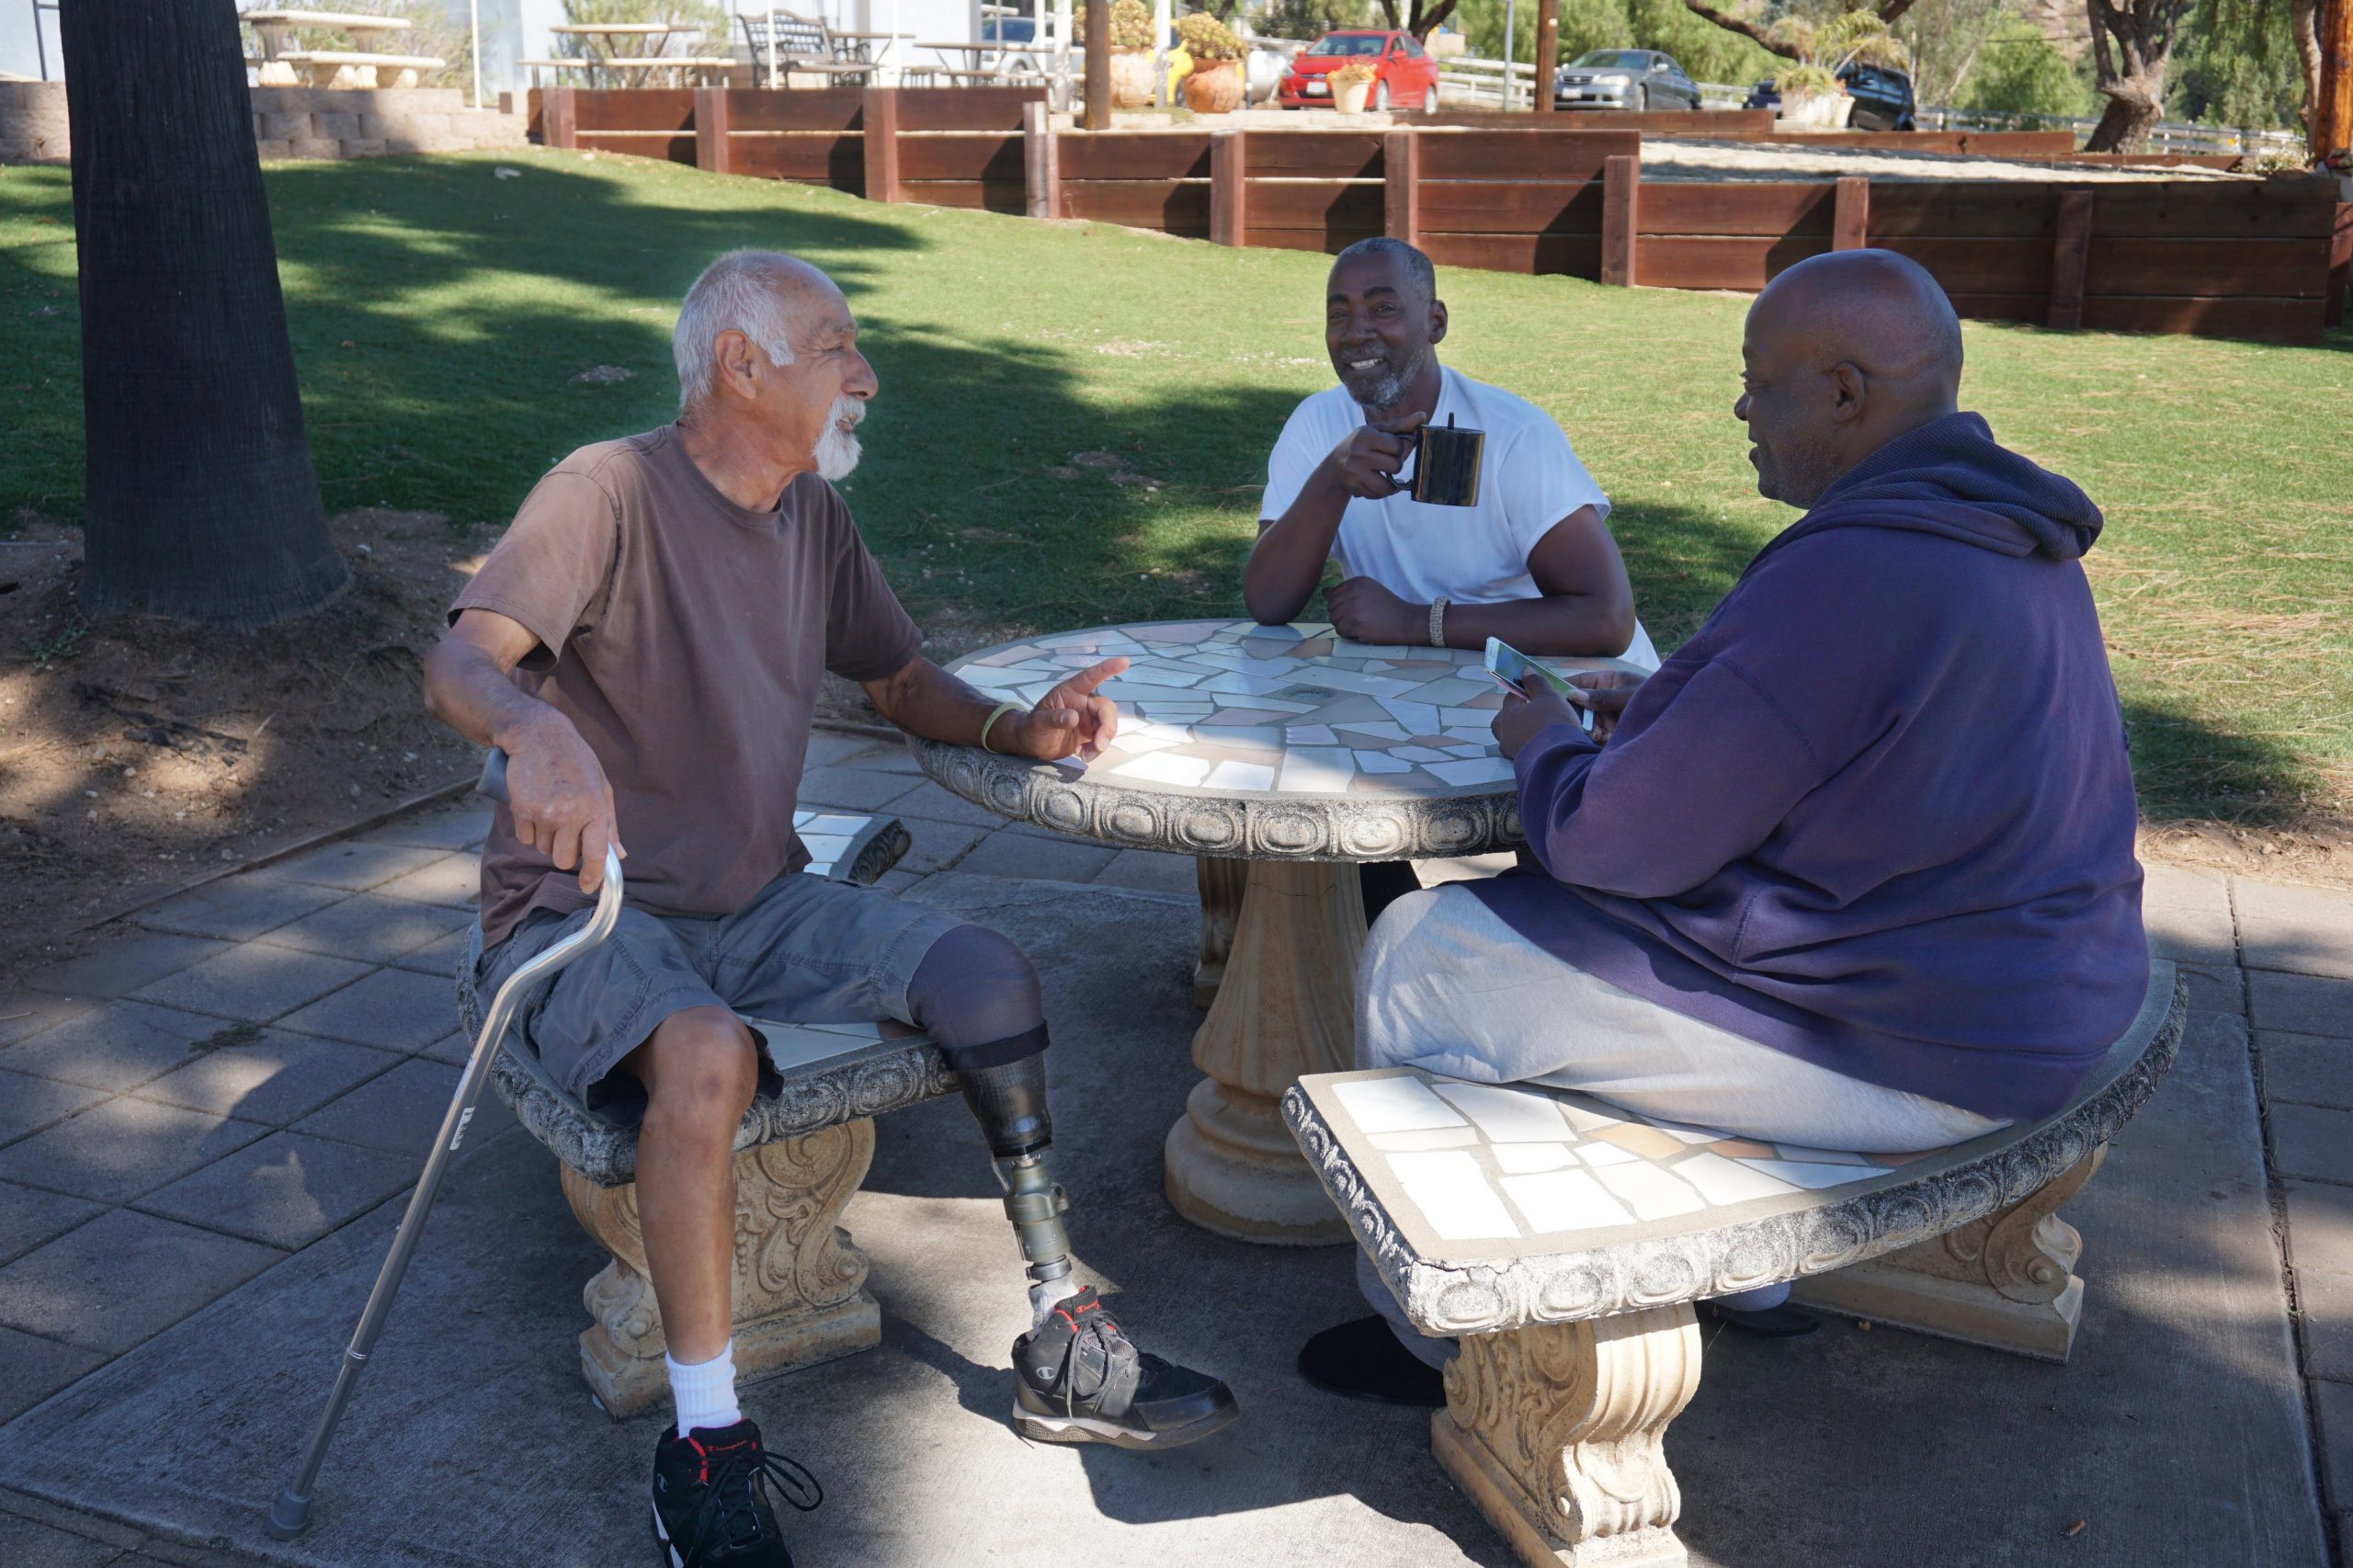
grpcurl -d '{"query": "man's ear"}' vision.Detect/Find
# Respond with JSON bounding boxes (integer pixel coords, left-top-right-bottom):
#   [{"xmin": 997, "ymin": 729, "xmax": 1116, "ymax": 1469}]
[
  {"xmin": 1827, "ymin": 361, "xmax": 1866, "ymax": 422},
  {"xmin": 1427, "ymin": 297, "xmax": 1449, "ymax": 346},
  {"xmin": 713, "ymin": 329, "xmax": 758, "ymax": 401}
]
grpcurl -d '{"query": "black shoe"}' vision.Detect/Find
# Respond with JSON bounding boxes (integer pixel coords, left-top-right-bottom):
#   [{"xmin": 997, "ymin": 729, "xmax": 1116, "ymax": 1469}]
[
  {"xmin": 650, "ymin": 1419, "xmax": 822, "ymax": 1567},
  {"xmin": 1010, "ymin": 1285, "xmax": 1239, "ymax": 1450},
  {"xmin": 1699, "ymin": 1300, "xmax": 1822, "ymax": 1338},
  {"xmin": 1297, "ymin": 1315, "xmax": 1446, "ymax": 1407}
]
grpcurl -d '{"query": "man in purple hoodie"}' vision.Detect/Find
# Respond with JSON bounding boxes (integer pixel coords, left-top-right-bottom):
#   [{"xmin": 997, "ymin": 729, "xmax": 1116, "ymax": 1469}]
[{"xmin": 1300, "ymin": 249, "xmax": 2149, "ymax": 1402}]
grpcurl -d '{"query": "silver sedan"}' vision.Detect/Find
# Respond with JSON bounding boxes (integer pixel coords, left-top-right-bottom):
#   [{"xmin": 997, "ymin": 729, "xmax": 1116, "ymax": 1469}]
[{"xmin": 1552, "ymin": 50, "xmax": 1701, "ymax": 112}]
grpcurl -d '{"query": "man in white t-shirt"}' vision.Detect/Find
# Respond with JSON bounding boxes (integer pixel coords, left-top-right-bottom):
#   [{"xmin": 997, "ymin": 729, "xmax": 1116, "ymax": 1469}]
[
  {"xmin": 1244, "ymin": 237, "xmax": 1658, "ymax": 919},
  {"xmin": 1243, "ymin": 236, "xmax": 1659, "ymax": 671}
]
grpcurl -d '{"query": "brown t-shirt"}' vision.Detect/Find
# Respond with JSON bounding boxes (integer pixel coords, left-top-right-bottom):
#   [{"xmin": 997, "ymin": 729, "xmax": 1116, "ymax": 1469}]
[{"xmin": 453, "ymin": 426, "xmax": 921, "ymax": 946}]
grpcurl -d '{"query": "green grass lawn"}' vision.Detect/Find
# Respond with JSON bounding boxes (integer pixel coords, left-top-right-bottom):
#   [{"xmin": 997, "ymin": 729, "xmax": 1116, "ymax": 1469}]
[{"xmin": 2, "ymin": 150, "xmax": 2347, "ymax": 826}]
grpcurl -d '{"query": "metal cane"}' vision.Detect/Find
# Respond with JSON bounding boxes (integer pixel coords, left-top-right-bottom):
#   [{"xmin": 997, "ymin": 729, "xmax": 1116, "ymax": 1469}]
[{"xmin": 267, "ymin": 750, "xmax": 622, "ymax": 1540}]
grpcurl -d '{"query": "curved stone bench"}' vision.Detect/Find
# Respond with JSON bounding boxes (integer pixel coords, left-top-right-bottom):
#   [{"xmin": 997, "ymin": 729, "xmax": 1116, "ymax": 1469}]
[
  {"xmin": 1281, "ymin": 960, "xmax": 2186, "ymax": 1568},
  {"xmin": 456, "ymin": 810, "xmax": 952, "ymax": 1418}
]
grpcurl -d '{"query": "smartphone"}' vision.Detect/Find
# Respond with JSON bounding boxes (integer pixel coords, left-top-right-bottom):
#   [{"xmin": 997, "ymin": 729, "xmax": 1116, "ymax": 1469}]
[{"xmin": 1484, "ymin": 638, "xmax": 1594, "ymax": 732}]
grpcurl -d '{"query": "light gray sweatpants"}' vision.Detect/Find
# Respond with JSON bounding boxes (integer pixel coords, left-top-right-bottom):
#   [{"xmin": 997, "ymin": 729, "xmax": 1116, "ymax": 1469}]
[{"xmin": 1354, "ymin": 884, "xmax": 2006, "ymax": 1366}]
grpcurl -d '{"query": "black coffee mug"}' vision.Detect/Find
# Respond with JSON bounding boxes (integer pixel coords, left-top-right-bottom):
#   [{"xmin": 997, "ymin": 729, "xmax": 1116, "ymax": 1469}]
[{"xmin": 1394, "ymin": 415, "xmax": 1484, "ymax": 507}]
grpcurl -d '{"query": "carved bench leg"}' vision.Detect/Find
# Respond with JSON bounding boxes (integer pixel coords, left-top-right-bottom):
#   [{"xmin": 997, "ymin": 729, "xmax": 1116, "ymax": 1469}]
[
  {"xmin": 559, "ymin": 1119, "xmax": 882, "ymax": 1419},
  {"xmin": 1790, "ymin": 1143, "xmax": 2105, "ymax": 1363},
  {"xmin": 1432, "ymin": 1304, "xmax": 1702, "ymax": 1568},
  {"xmin": 1192, "ymin": 855, "xmax": 1249, "ymax": 1007}
]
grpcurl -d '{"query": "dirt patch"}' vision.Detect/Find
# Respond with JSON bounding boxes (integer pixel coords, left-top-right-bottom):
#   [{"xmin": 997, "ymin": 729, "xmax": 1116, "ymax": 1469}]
[
  {"xmin": 2141, "ymin": 818, "xmax": 2353, "ymax": 891},
  {"xmin": 0, "ymin": 509, "xmax": 488, "ymax": 976}
]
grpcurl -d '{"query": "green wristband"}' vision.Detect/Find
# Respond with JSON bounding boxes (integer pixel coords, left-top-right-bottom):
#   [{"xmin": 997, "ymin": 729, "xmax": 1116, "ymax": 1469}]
[{"xmin": 978, "ymin": 700, "xmax": 1022, "ymax": 755}]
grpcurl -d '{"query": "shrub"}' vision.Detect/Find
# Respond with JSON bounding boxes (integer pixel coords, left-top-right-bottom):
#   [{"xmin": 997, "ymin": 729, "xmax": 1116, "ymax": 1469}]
[
  {"xmin": 1176, "ymin": 10, "xmax": 1247, "ymax": 62},
  {"xmin": 1074, "ymin": 0, "xmax": 1157, "ymax": 49},
  {"xmin": 1330, "ymin": 60, "xmax": 1379, "ymax": 87},
  {"xmin": 1772, "ymin": 62, "xmax": 1841, "ymax": 98}
]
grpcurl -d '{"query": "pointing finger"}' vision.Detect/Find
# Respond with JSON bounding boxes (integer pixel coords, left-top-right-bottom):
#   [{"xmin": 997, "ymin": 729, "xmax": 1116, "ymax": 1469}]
[{"xmin": 1059, "ymin": 656, "xmax": 1129, "ymax": 697}]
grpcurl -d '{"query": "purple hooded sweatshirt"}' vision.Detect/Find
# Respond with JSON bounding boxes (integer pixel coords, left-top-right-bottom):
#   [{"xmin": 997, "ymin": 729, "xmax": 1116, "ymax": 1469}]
[{"xmin": 1468, "ymin": 412, "xmax": 2148, "ymax": 1122}]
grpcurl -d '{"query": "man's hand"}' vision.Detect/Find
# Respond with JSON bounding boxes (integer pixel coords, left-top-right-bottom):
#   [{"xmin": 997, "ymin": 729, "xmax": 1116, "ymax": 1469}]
[
  {"xmin": 1324, "ymin": 576, "xmax": 1427, "ymax": 646},
  {"xmin": 1492, "ymin": 687, "xmax": 1581, "ymax": 762},
  {"xmin": 506, "ymin": 717, "xmax": 624, "ymax": 893},
  {"xmin": 1004, "ymin": 657, "xmax": 1127, "ymax": 762},
  {"xmin": 1566, "ymin": 668, "xmax": 1647, "ymax": 744},
  {"xmin": 1325, "ymin": 411, "xmax": 1428, "ymax": 500}
]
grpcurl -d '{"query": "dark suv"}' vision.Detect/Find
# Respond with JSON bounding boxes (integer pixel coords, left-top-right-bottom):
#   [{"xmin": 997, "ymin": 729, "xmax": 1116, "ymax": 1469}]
[{"xmin": 1743, "ymin": 63, "xmax": 1917, "ymax": 131}]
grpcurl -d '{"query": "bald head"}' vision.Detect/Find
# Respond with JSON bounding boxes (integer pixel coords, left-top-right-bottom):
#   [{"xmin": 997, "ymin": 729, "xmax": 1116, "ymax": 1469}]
[{"xmin": 1735, "ymin": 250, "xmax": 1963, "ymax": 507}]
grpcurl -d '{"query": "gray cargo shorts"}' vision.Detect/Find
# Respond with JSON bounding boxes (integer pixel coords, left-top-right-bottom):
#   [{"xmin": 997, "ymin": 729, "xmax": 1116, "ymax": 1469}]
[{"xmin": 470, "ymin": 870, "xmax": 963, "ymax": 1127}]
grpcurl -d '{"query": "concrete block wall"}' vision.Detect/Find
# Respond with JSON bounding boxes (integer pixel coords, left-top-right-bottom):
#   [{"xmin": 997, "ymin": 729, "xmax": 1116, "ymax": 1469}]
[{"xmin": 0, "ymin": 80, "xmax": 527, "ymax": 165}]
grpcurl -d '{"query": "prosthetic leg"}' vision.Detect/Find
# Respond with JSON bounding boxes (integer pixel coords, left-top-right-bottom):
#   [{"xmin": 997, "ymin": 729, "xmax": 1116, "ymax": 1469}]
[{"xmin": 955, "ymin": 1051, "xmax": 1240, "ymax": 1450}]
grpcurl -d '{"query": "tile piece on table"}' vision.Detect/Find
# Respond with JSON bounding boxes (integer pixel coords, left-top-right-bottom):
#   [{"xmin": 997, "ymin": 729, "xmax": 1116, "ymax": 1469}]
[
  {"xmin": 0, "ymin": 1096, "xmax": 269, "ymax": 1204},
  {"xmin": 1386, "ymin": 1150, "xmax": 1521, "ymax": 1240},
  {"xmin": 1427, "ymin": 757, "xmax": 1515, "ymax": 787},
  {"xmin": 1354, "ymin": 750, "xmax": 1414, "ymax": 775},
  {"xmin": 1500, "ymin": 1168, "xmax": 1635, "ymax": 1233},
  {"xmin": 1283, "ymin": 723, "xmax": 1338, "ymax": 745},
  {"xmin": 1369, "ymin": 1126, "xmax": 1483, "ymax": 1152},
  {"xmin": 1277, "ymin": 747, "xmax": 1358, "ymax": 793},
  {"xmin": 1734, "ymin": 1157, "xmax": 1881, "ymax": 1190},
  {"xmin": 1492, "ymin": 1142, "xmax": 1579, "ymax": 1175},
  {"xmin": 1558, "ymin": 1096, "xmax": 1630, "ymax": 1133},
  {"xmin": 1333, "ymin": 1075, "xmax": 1467, "ymax": 1134},
  {"xmin": 0, "ymin": 1207, "xmax": 282, "ymax": 1354},
  {"xmin": 1189, "ymin": 726, "xmax": 1283, "ymax": 751},
  {"xmin": 3, "ymin": 1001, "xmax": 235, "ymax": 1094},
  {"xmin": 1595, "ymin": 1124, "xmax": 1690, "ymax": 1160},
  {"xmin": 1676, "ymin": 1151, "xmax": 1799, "ymax": 1206},
  {"xmin": 1771, "ymin": 1142, "xmax": 1871, "ymax": 1165},
  {"xmin": 1576, "ymin": 1142, "xmax": 1637, "ymax": 1166},
  {"xmin": 1203, "ymin": 759, "xmax": 1276, "ymax": 792},
  {"xmin": 1591, "ymin": 1163, "xmax": 1709, "ymax": 1221},
  {"xmin": 1108, "ymin": 752, "xmax": 1211, "ymax": 788},
  {"xmin": 1377, "ymin": 699, "xmax": 1441, "ymax": 733},
  {"xmin": 1392, "ymin": 745, "xmax": 1450, "ymax": 764},
  {"xmin": 137, "ymin": 1130, "xmax": 419, "ymax": 1250},
  {"xmin": 1430, "ymin": 1082, "xmax": 1574, "ymax": 1142}
]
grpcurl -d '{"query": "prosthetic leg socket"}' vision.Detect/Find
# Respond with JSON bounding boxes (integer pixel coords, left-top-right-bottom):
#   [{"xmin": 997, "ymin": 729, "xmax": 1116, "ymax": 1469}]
[{"xmin": 960, "ymin": 1054, "xmax": 1076, "ymax": 1308}]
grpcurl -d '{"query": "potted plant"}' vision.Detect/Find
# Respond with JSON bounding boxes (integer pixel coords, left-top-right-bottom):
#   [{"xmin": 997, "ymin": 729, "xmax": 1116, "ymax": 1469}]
[
  {"xmin": 1770, "ymin": 12, "xmax": 1909, "ymax": 130},
  {"xmin": 1074, "ymin": 0, "xmax": 1160, "ymax": 108},
  {"xmin": 1330, "ymin": 60, "xmax": 1378, "ymax": 115},
  {"xmin": 1176, "ymin": 11, "xmax": 1247, "ymax": 114}
]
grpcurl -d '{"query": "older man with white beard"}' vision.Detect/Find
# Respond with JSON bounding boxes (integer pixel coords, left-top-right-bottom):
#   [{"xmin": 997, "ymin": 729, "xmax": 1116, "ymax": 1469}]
[{"xmin": 422, "ymin": 250, "xmax": 1235, "ymax": 1568}]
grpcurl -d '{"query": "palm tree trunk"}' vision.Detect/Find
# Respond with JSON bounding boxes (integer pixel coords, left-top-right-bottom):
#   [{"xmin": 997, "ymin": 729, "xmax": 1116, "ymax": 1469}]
[{"xmin": 60, "ymin": 0, "xmax": 347, "ymax": 629}]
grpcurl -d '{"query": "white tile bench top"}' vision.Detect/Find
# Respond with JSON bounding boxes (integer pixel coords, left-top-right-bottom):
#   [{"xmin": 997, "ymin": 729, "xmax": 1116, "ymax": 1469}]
[{"xmin": 1283, "ymin": 960, "xmax": 2185, "ymax": 1337}]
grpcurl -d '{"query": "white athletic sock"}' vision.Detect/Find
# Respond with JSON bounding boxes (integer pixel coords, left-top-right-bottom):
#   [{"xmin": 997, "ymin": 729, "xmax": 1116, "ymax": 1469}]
[{"xmin": 665, "ymin": 1341, "xmax": 742, "ymax": 1436}]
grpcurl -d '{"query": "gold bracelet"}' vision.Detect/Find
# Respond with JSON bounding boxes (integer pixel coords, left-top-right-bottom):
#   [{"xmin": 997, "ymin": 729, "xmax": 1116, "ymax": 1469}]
[{"xmin": 978, "ymin": 700, "xmax": 1022, "ymax": 755}]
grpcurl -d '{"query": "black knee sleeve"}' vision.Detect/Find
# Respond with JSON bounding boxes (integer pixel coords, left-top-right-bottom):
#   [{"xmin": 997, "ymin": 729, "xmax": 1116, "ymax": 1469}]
[{"xmin": 907, "ymin": 924, "xmax": 1048, "ymax": 1072}]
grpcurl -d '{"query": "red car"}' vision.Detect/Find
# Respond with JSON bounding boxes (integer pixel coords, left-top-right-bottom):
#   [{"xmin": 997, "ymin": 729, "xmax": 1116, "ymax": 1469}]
[{"xmin": 1278, "ymin": 30, "xmax": 1443, "ymax": 112}]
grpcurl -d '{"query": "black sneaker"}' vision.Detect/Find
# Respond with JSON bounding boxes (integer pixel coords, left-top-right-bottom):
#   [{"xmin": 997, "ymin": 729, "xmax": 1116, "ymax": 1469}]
[
  {"xmin": 1009, "ymin": 1286, "xmax": 1239, "ymax": 1450},
  {"xmin": 1296, "ymin": 1314, "xmax": 1446, "ymax": 1407},
  {"xmin": 650, "ymin": 1419, "xmax": 822, "ymax": 1567}
]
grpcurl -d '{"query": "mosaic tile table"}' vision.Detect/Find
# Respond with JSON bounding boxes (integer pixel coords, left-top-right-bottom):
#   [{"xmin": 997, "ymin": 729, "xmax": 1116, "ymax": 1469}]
[
  {"xmin": 1281, "ymin": 964, "xmax": 2185, "ymax": 1568},
  {"xmin": 914, "ymin": 619, "xmax": 1637, "ymax": 1244}
]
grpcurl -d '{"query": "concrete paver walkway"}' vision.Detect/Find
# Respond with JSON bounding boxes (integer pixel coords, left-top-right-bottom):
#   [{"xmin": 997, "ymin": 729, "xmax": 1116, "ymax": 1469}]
[{"xmin": 0, "ymin": 725, "xmax": 2347, "ymax": 1565}]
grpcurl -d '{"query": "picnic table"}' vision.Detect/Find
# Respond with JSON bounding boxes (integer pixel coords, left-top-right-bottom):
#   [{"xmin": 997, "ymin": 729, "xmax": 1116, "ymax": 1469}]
[
  {"xmin": 243, "ymin": 9, "xmax": 442, "ymax": 87},
  {"xmin": 915, "ymin": 618, "xmax": 1641, "ymax": 1244},
  {"xmin": 910, "ymin": 38, "xmax": 1048, "ymax": 84},
  {"xmin": 529, "ymin": 22, "xmax": 734, "ymax": 87}
]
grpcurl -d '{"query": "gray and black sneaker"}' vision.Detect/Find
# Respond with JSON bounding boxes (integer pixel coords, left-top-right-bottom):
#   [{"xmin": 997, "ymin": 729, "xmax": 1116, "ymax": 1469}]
[
  {"xmin": 1010, "ymin": 1286, "xmax": 1239, "ymax": 1450},
  {"xmin": 650, "ymin": 1419, "xmax": 821, "ymax": 1567}
]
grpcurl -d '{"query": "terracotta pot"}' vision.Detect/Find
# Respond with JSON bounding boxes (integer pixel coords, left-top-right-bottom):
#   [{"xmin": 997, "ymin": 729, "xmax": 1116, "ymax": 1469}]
[
  {"xmin": 1182, "ymin": 59, "xmax": 1244, "ymax": 114},
  {"xmin": 1334, "ymin": 77, "xmax": 1372, "ymax": 114},
  {"xmin": 1108, "ymin": 47, "xmax": 1154, "ymax": 108}
]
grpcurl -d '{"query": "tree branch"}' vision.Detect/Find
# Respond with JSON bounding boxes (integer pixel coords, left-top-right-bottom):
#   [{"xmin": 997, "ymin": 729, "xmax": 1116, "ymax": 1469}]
[
  {"xmin": 1875, "ymin": 0, "xmax": 1920, "ymax": 22},
  {"xmin": 1679, "ymin": 0, "xmax": 1800, "ymax": 56},
  {"xmin": 1417, "ymin": 0, "xmax": 1461, "ymax": 35}
]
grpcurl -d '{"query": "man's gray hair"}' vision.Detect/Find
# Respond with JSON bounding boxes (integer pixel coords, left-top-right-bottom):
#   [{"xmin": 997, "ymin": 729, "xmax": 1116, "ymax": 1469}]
[
  {"xmin": 673, "ymin": 250, "xmax": 800, "ymax": 412},
  {"xmin": 1333, "ymin": 236, "xmax": 1437, "ymax": 303}
]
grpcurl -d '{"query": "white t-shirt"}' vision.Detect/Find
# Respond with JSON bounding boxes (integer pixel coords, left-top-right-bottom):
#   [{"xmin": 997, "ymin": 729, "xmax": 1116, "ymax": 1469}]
[{"xmin": 1261, "ymin": 365, "xmax": 1658, "ymax": 669}]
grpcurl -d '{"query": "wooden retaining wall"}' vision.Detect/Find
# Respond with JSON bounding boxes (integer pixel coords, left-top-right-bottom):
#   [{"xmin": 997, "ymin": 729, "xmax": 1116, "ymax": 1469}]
[
  {"xmin": 533, "ymin": 85, "xmax": 1046, "ymax": 210},
  {"xmin": 528, "ymin": 88, "xmax": 2348, "ymax": 344}
]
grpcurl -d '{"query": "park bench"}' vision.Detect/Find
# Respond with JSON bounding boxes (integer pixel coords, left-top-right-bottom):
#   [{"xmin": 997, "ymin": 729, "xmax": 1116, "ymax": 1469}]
[
  {"xmin": 1283, "ymin": 960, "xmax": 2186, "ymax": 1568},
  {"xmin": 454, "ymin": 807, "xmax": 953, "ymax": 1419},
  {"xmin": 271, "ymin": 49, "xmax": 447, "ymax": 88},
  {"xmin": 738, "ymin": 10, "xmax": 875, "ymax": 87}
]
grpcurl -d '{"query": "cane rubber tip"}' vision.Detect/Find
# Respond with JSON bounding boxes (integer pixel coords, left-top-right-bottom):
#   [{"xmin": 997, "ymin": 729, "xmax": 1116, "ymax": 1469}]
[{"xmin": 265, "ymin": 1489, "xmax": 311, "ymax": 1540}]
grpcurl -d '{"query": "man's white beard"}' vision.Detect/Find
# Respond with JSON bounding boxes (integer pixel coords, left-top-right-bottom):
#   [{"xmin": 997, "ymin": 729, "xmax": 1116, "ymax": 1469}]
[{"xmin": 814, "ymin": 395, "xmax": 864, "ymax": 482}]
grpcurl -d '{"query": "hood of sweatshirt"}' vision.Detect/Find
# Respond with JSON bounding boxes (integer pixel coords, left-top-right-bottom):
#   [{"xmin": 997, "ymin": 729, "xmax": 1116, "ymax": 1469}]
[{"xmin": 1756, "ymin": 411, "xmax": 2105, "ymax": 567}]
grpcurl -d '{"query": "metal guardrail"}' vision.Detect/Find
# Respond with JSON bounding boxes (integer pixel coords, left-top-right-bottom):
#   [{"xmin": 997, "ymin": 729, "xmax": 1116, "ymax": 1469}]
[{"xmin": 1435, "ymin": 58, "xmax": 2301, "ymax": 155}]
